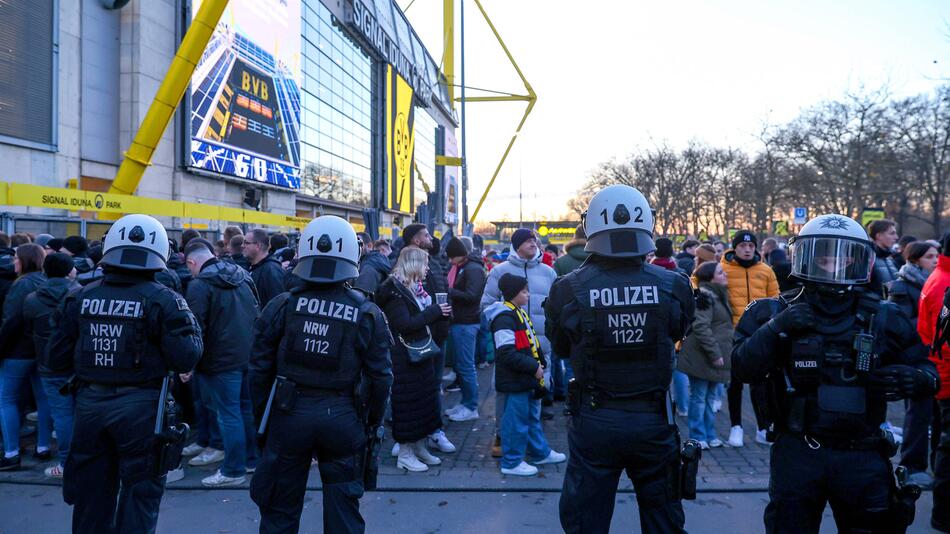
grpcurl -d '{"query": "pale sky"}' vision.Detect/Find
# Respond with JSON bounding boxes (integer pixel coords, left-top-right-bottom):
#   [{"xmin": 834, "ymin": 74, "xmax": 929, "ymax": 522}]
[{"xmin": 399, "ymin": 0, "xmax": 950, "ymax": 223}]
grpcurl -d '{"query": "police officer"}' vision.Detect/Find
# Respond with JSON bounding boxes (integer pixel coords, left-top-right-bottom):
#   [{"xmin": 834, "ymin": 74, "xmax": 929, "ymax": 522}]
[
  {"xmin": 47, "ymin": 214, "xmax": 203, "ymax": 533},
  {"xmin": 546, "ymin": 185, "xmax": 695, "ymax": 534},
  {"xmin": 733, "ymin": 214, "xmax": 940, "ymax": 534},
  {"xmin": 249, "ymin": 215, "xmax": 393, "ymax": 534}
]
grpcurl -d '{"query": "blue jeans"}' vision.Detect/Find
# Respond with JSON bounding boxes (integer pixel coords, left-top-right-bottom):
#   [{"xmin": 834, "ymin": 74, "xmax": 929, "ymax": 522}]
[
  {"xmin": 192, "ymin": 374, "xmax": 222, "ymax": 450},
  {"xmin": 449, "ymin": 324, "xmax": 480, "ymax": 410},
  {"xmin": 672, "ymin": 369, "xmax": 690, "ymax": 414},
  {"xmin": 40, "ymin": 375, "xmax": 74, "ymax": 465},
  {"xmin": 688, "ymin": 378, "xmax": 719, "ymax": 442},
  {"xmin": 499, "ymin": 391, "xmax": 551, "ymax": 469},
  {"xmin": 0, "ymin": 359, "xmax": 51, "ymax": 455},
  {"xmin": 199, "ymin": 370, "xmax": 255, "ymax": 477}
]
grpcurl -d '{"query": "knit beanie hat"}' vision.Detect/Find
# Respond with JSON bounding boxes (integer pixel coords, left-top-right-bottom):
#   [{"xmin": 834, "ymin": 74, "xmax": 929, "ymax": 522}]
[
  {"xmin": 499, "ymin": 273, "xmax": 528, "ymax": 302},
  {"xmin": 731, "ymin": 230, "xmax": 757, "ymax": 250},
  {"xmin": 655, "ymin": 238, "xmax": 674, "ymax": 259},
  {"xmin": 63, "ymin": 235, "xmax": 88, "ymax": 256},
  {"xmin": 511, "ymin": 228, "xmax": 535, "ymax": 252},
  {"xmin": 445, "ymin": 237, "xmax": 467, "ymax": 259},
  {"xmin": 43, "ymin": 252, "xmax": 75, "ymax": 278},
  {"xmin": 401, "ymin": 224, "xmax": 427, "ymax": 246},
  {"xmin": 35, "ymin": 233, "xmax": 54, "ymax": 248}
]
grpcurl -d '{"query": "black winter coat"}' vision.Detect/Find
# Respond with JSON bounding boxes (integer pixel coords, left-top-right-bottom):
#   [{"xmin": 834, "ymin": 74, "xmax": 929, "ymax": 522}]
[
  {"xmin": 421, "ymin": 249, "xmax": 449, "ymax": 343},
  {"xmin": 490, "ymin": 306, "xmax": 544, "ymax": 393},
  {"xmin": 166, "ymin": 252, "xmax": 193, "ymax": 294},
  {"xmin": 376, "ymin": 276, "xmax": 444, "ymax": 443},
  {"xmin": 0, "ymin": 248, "xmax": 16, "ymax": 312},
  {"xmin": 449, "ymin": 253, "xmax": 486, "ymax": 325},
  {"xmin": 250, "ymin": 255, "xmax": 287, "ymax": 308},
  {"xmin": 226, "ymin": 253, "xmax": 252, "ymax": 272},
  {"xmin": 354, "ymin": 251, "xmax": 392, "ymax": 294},
  {"xmin": 768, "ymin": 249, "xmax": 797, "ymax": 293},
  {"xmin": 869, "ymin": 245, "xmax": 899, "ymax": 298},
  {"xmin": 0, "ymin": 271, "xmax": 47, "ymax": 360},
  {"xmin": 24, "ymin": 277, "xmax": 80, "ymax": 375},
  {"xmin": 887, "ymin": 264, "xmax": 928, "ymax": 320},
  {"xmin": 186, "ymin": 259, "xmax": 260, "ymax": 375}
]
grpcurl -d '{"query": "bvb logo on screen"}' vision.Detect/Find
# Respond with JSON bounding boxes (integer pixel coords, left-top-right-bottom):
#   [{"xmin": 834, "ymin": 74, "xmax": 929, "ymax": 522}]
[{"xmin": 394, "ymin": 112, "xmax": 411, "ymax": 178}]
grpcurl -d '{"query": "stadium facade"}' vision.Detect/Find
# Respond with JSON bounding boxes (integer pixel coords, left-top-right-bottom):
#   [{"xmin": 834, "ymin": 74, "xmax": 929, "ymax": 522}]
[{"xmin": 0, "ymin": 0, "xmax": 460, "ymax": 240}]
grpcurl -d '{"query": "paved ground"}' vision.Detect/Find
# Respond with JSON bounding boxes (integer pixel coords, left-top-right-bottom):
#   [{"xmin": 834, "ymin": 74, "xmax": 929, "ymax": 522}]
[
  {"xmin": 0, "ymin": 486, "xmax": 939, "ymax": 534},
  {"xmin": 0, "ymin": 365, "xmax": 940, "ymax": 533},
  {"xmin": 0, "ymin": 365, "xmax": 776, "ymax": 491}
]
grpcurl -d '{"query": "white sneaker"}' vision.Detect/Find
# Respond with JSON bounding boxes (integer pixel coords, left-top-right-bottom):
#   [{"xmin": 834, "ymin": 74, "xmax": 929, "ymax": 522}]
[
  {"xmin": 755, "ymin": 429, "xmax": 772, "ymax": 445},
  {"xmin": 429, "ymin": 430, "xmax": 457, "ymax": 453},
  {"xmin": 44, "ymin": 464, "xmax": 64, "ymax": 478},
  {"xmin": 698, "ymin": 440, "xmax": 710, "ymax": 450},
  {"xmin": 501, "ymin": 461, "xmax": 538, "ymax": 477},
  {"xmin": 413, "ymin": 441, "xmax": 442, "ymax": 466},
  {"xmin": 709, "ymin": 438, "xmax": 724, "ymax": 448},
  {"xmin": 442, "ymin": 371, "xmax": 457, "ymax": 382},
  {"xmin": 165, "ymin": 467, "xmax": 185, "ymax": 483},
  {"xmin": 202, "ymin": 470, "xmax": 246, "ymax": 488},
  {"xmin": 712, "ymin": 399, "xmax": 722, "ymax": 413},
  {"xmin": 26, "ymin": 411, "xmax": 38, "ymax": 423},
  {"xmin": 727, "ymin": 426, "xmax": 744, "ymax": 447},
  {"xmin": 391, "ymin": 442, "xmax": 400, "ymax": 457},
  {"xmin": 676, "ymin": 409, "xmax": 688, "ymax": 417},
  {"xmin": 532, "ymin": 450, "xmax": 566, "ymax": 465},
  {"xmin": 448, "ymin": 406, "xmax": 479, "ymax": 422},
  {"xmin": 443, "ymin": 404, "xmax": 464, "ymax": 417},
  {"xmin": 396, "ymin": 446, "xmax": 428, "ymax": 472},
  {"xmin": 182, "ymin": 443, "xmax": 205, "ymax": 456},
  {"xmin": 188, "ymin": 448, "xmax": 225, "ymax": 466}
]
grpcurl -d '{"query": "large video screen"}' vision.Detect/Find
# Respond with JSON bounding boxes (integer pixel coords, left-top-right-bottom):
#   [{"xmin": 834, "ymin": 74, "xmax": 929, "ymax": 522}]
[{"xmin": 188, "ymin": 0, "xmax": 302, "ymax": 188}]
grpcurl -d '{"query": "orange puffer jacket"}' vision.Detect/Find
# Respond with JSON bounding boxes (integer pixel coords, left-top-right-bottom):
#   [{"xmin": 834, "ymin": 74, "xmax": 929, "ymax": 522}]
[{"xmin": 721, "ymin": 250, "xmax": 780, "ymax": 326}]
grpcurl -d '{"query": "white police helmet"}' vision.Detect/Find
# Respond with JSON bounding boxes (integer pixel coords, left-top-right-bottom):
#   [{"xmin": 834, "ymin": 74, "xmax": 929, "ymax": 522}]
[
  {"xmin": 584, "ymin": 184, "xmax": 655, "ymax": 257},
  {"xmin": 100, "ymin": 214, "xmax": 169, "ymax": 271},
  {"xmin": 788, "ymin": 214, "xmax": 874, "ymax": 286},
  {"xmin": 293, "ymin": 215, "xmax": 360, "ymax": 283}
]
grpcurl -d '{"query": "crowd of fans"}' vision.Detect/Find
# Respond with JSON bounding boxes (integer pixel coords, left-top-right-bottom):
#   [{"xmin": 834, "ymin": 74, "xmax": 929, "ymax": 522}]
[{"xmin": 0, "ymin": 218, "xmax": 946, "ymax": 487}]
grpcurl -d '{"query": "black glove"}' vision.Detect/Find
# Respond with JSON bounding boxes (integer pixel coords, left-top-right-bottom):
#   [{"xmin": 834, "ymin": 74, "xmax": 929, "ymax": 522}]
[
  {"xmin": 869, "ymin": 365, "xmax": 938, "ymax": 401},
  {"xmin": 767, "ymin": 303, "xmax": 816, "ymax": 335}
]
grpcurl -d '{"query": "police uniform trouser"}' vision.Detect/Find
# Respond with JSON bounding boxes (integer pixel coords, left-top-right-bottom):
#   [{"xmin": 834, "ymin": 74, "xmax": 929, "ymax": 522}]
[
  {"xmin": 250, "ymin": 394, "xmax": 366, "ymax": 534},
  {"xmin": 765, "ymin": 434, "xmax": 894, "ymax": 534},
  {"xmin": 63, "ymin": 386, "xmax": 165, "ymax": 534},
  {"xmin": 559, "ymin": 406, "xmax": 686, "ymax": 534}
]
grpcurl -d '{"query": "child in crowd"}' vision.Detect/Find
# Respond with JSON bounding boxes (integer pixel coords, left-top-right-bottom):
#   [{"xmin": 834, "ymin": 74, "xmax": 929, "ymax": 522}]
[{"xmin": 488, "ymin": 273, "xmax": 565, "ymax": 476}]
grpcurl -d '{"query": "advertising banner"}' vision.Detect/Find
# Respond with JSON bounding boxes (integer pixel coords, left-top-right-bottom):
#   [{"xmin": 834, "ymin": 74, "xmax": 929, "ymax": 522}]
[
  {"xmin": 443, "ymin": 128, "xmax": 459, "ymax": 225},
  {"xmin": 385, "ymin": 65, "xmax": 415, "ymax": 213},
  {"xmin": 189, "ymin": 0, "xmax": 301, "ymax": 188}
]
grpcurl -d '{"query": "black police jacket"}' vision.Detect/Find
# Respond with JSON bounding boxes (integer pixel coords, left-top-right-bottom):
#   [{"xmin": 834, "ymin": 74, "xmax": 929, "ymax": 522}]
[
  {"xmin": 0, "ymin": 271, "xmax": 48, "ymax": 360},
  {"xmin": 24, "ymin": 277, "xmax": 81, "ymax": 375},
  {"xmin": 186, "ymin": 259, "xmax": 260, "ymax": 375},
  {"xmin": 545, "ymin": 255, "xmax": 695, "ymax": 398},
  {"xmin": 46, "ymin": 270, "xmax": 203, "ymax": 385},
  {"xmin": 249, "ymin": 255, "xmax": 287, "ymax": 309},
  {"xmin": 248, "ymin": 282, "xmax": 393, "ymax": 428},
  {"xmin": 732, "ymin": 287, "xmax": 938, "ymax": 440}
]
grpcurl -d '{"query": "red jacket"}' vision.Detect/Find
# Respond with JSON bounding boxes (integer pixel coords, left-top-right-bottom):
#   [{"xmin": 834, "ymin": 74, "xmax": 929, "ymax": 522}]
[{"xmin": 918, "ymin": 254, "xmax": 950, "ymax": 399}]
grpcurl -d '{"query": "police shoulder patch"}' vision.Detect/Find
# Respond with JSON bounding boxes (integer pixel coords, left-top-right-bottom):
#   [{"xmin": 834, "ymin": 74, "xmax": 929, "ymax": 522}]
[{"xmin": 176, "ymin": 297, "xmax": 190, "ymax": 311}]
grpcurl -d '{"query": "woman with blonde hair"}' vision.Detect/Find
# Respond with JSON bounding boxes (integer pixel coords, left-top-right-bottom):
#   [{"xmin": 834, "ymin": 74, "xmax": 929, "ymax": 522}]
[{"xmin": 375, "ymin": 247, "xmax": 454, "ymax": 471}]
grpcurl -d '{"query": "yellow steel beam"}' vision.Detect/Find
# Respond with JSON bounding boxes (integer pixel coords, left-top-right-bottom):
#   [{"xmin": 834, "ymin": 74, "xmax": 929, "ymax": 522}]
[
  {"xmin": 466, "ymin": 0, "xmax": 537, "ymax": 224},
  {"xmin": 108, "ymin": 0, "xmax": 230, "ymax": 201},
  {"xmin": 443, "ymin": 0, "xmax": 455, "ymax": 109}
]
